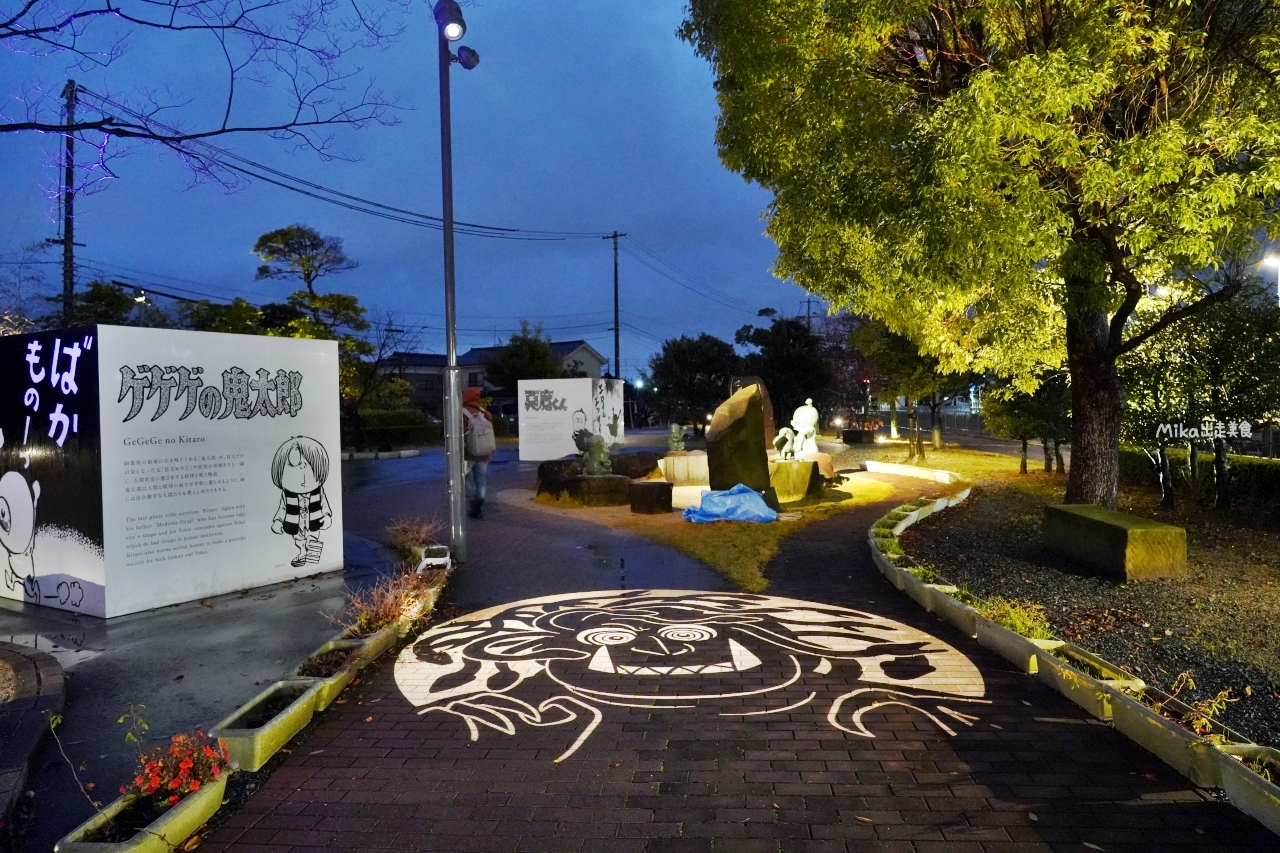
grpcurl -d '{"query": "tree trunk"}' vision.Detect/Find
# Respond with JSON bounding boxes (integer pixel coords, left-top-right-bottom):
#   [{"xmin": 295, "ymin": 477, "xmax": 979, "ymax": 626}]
[
  {"xmin": 889, "ymin": 398, "xmax": 900, "ymax": 439},
  {"xmin": 931, "ymin": 405, "xmax": 943, "ymax": 450},
  {"xmin": 906, "ymin": 402, "xmax": 918, "ymax": 460},
  {"xmin": 1064, "ymin": 306, "xmax": 1122, "ymax": 507},
  {"xmin": 1041, "ymin": 437, "xmax": 1053, "ymax": 472},
  {"xmin": 1053, "ymin": 438, "xmax": 1065, "ymax": 474},
  {"xmin": 1213, "ymin": 437, "xmax": 1231, "ymax": 510},
  {"xmin": 1020, "ymin": 438, "xmax": 1028, "ymax": 475},
  {"xmin": 1158, "ymin": 443, "xmax": 1175, "ymax": 508},
  {"xmin": 1189, "ymin": 441, "xmax": 1199, "ymax": 499}
]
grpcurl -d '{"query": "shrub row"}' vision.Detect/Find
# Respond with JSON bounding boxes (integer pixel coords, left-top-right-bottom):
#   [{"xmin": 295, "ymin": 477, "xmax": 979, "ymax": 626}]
[
  {"xmin": 1119, "ymin": 445, "xmax": 1280, "ymax": 507},
  {"xmin": 344, "ymin": 408, "xmax": 443, "ymax": 450}
]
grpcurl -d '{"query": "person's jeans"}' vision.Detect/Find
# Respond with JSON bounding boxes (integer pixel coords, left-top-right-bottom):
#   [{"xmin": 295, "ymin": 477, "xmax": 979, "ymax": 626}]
[{"xmin": 465, "ymin": 460, "xmax": 489, "ymax": 503}]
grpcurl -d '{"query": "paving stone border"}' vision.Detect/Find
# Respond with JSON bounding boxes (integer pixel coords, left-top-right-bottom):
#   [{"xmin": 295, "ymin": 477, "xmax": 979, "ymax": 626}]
[
  {"xmin": 865, "ymin": 466, "xmax": 1280, "ymax": 837},
  {"xmin": 0, "ymin": 640, "xmax": 65, "ymax": 828}
]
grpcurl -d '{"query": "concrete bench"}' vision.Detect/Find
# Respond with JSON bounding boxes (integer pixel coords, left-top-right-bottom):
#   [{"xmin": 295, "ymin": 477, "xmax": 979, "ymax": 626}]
[{"xmin": 1044, "ymin": 504, "xmax": 1186, "ymax": 581}]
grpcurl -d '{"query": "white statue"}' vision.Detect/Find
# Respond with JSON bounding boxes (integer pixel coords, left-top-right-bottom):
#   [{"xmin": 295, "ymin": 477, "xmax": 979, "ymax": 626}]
[{"xmin": 791, "ymin": 398, "xmax": 820, "ymax": 455}]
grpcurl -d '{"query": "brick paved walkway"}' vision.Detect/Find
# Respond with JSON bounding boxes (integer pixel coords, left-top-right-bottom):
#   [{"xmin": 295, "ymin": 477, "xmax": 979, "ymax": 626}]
[{"xmin": 204, "ymin": 473, "xmax": 1280, "ymax": 853}]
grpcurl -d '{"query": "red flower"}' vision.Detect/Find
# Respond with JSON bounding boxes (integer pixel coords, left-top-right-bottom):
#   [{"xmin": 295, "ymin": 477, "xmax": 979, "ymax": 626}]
[
  {"xmin": 189, "ymin": 780, "xmax": 201, "ymax": 791},
  {"xmin": 168, "ymin": 795, "xmax": 179, "ymax": 805}
]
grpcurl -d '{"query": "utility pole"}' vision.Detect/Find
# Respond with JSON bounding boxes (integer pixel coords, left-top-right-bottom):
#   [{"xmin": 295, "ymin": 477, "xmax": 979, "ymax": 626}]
[
  {"xmin": 605, "ymin": 231, "xmax": 625, "ymax": 377},
  {"xmin": 802, "ymin": 297, "xmax": 819, "ymax": 332},
  {"xmin": 61, "ymin": 80, "xmax": 77, "ymax": 326}
]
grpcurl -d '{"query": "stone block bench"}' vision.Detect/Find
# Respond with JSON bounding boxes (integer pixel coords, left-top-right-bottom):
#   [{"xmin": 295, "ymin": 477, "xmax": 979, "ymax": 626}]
[{"xmin": 1044, "ymin": 504, "xmax": 1187, "ymax": 581}]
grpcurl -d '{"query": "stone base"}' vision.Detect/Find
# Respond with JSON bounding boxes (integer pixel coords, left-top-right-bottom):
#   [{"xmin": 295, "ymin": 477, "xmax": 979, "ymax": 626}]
[
  {"xmin": 629, "ymin": 480, "xmax": 673, "ymax": 514},
  {"xmin": 769, "ymin": 460, "xmax": 822, "ymax": 503},
  {"xmin": 572, "ymin": 474, "xmax": 632, "ymax": 507},
  {"xmin": 1044, "ymin": 504, "xmax": 1187, "ymax": 581},
  {"xmin": 660, "ymin": 451, "xmax": 710, "ymax": 487},
  {"xmin": 842, "ymin": 429, "xmax": 877, "ymax": 444},
  {"xmin": 797, "ymin": 451, "xmax": 836, "ymax": 480}
]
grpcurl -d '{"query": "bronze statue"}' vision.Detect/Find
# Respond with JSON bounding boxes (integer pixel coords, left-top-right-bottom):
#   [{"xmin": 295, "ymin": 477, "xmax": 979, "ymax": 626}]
[{"xmin": 573, "ymin": 429, "xmax": 613, "ymax": 476}]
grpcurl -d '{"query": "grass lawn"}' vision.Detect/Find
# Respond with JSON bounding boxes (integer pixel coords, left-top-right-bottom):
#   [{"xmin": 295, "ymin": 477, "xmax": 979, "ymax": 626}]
[{"xmin": 531, "ymin": 476, "xmax": 898, "ymax": 592}]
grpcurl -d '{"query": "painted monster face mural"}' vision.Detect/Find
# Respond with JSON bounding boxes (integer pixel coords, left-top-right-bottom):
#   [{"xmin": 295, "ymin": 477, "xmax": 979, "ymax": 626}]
[{"xmin": 394, "ymin": 590, "xmax": 988, "ymax": 762}]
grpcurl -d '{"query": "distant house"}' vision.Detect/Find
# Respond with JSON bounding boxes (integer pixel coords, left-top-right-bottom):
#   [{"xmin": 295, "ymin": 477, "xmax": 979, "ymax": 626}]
[{"xmin": 385, "ymin": 340, "xmax": 608, "ymax": 414}]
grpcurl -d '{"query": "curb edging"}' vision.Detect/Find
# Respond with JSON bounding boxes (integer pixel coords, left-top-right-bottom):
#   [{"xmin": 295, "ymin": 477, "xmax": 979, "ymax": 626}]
[
  {"xmin": 863, "ymin": 467, "xmax": 1280, "ymax": 837},
  {"xmin": 0, "ymin": 641, "xmax": 65, "ymax": 830}
]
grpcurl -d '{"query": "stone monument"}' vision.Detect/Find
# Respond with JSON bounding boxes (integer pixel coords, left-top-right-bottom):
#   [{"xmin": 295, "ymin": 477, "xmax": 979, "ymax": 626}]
[
  {"xmin": 706, "ymin": 384, "xmax": 772, "ymax": 497},
  {"xmin": 730, "ymin": 376, "xmax": 776, "ymax": 446},
  {"xmin": 791, "ymin": 398, "xmax": 820, "ymax": 455}
]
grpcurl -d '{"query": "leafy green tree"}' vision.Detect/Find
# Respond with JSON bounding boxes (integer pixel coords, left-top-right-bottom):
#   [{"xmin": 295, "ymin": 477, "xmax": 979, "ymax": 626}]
[
  {"xmin": 681, "ymin": 0, "xmax": 1280, "ymax": 508},
  {"xmin": 850, "ymin": 320, "xmax": 972, "ymax": 458},
  {"xmin": 486, "ymin": 321, "xmax": 565, "ymax": 393},
  {"xmin": 735, "ymin": 309, "xmax": 834, "ymax": 429},
  {"xmin": 252, "ymin": 225, "xmax": 358, "ymax": 305},
  {"xmin": 179, "ymin": 298, "xmax": 265, "ymax": 334},
  {"xmin": 649, "ymin": 334, "xmax": 742, "ymax": 426},
  {"xmin": 982, "ymin": 376, "xmax": 1071, "ymax": 476},
  {"xmin": 43, "ymin": 280, "xmax": 173, "ymax": 327},
  {"xmin": 1124, "ymin": 282, "xmax": 1280, "ymax": 507}
]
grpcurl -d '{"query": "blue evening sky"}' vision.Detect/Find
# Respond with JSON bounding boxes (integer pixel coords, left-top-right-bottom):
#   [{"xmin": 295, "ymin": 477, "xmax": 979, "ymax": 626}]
[{"xmin": 0, "ymin": 0, "xmax": 818, "ymax": 379}]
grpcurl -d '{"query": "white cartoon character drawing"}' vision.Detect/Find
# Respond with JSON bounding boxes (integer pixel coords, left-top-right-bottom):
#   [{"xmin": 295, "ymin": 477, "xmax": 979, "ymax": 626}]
[
  {"xmin": 269, "ymin": 436, "xmax": 333, "ymax": 568},
  {"xmin": 0, "ymin": 469, "xmax": 41, "ymax": 601}
]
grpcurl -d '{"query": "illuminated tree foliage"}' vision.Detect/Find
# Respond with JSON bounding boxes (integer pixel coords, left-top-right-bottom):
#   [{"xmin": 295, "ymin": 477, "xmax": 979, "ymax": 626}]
[
  {"xmin": 850, "ymin": 319, "xmax": 974, "ymax": 456},
  {"xmin": 681, "ymin": 0, "xmax": 1280, "ymax": 507}
]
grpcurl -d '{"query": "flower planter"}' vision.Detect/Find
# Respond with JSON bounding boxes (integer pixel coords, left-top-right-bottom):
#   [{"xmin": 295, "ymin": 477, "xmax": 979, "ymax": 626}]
[
  {"xmin": 1216, "ymin": 745, "xmax": 1280, "ymax": 835},
  {"xmin": 293, "ymin": 639, "xmax": 363, "ymax": 710},
  {"xmin": 1032, "ymin": 643, "xmax": 1144, "ymax": 720},
  {"xmin": 1102, "ymin": 685, "xmax": 1222, "ymax": 788},
  {"xmin": 209, "ymin": 679, "xmax": 322, "ymax": 772},
  {"xmin": 348, "ymin": 622, "xmax": 402, "ymax": 664},
  {"xmin": 947, "ymin": 487, "xmax": 972, "ymax": 507},
  {"xmin": 416, "ymin": 545, "xmax": 451, "ymax": 574},
  {"xmin": 54, "ymin": 772, "xmax": 227, "ymax": 853},
  {"xmin": 928, "ymin": 586, "xmax": 979, "ymax": 638},
  {"xmin": 974, "ymin": 618, "xmax": 1056, "ymax": 674},
  {"xmin": 869, "ymin": 542, "xmax": 905, "ymax": 589},
  {"xmin": 900, "ymin": 570, "xmax": 932, "ymax": 611}
]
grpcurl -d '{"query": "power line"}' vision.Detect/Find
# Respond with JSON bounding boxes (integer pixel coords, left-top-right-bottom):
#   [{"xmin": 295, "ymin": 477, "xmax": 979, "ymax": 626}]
[
  {"xmin": 623, "ymin": 235, "xmax": 761, "ymax": 314},
  {"xmin": 74, "ymin": 87, "xmax": 613, "ymax": 242}
]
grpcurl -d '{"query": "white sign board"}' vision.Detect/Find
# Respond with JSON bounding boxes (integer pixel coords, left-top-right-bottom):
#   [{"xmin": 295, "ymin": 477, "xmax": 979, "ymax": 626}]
[
  {"xmin": 0, "ymin": 325, "xmax": 342, "ymax": 618},
  {"xmin": 593, "ymin": 378, "xmax": 625, "ymax": 445},
  {"xmin": 517, "ymin": 378, "xmax": 593, "ymax": 461}
]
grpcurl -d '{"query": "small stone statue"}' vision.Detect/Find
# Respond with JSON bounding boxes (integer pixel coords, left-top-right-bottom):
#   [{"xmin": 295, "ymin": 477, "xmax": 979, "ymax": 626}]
[
  {"xmin": 791, "ymin": 398, "xmax": 820, "ymax": 455},
  {"xmin": 667, "ymin": 423, "xmax": 685, "ymax": 452},
  {"xmin": 773, "ymin": 427, "xmax": 796, "ymax": 460},
  {"xmin": 573, "ymin": 428, "xmax": 613, "ymax": 475}
]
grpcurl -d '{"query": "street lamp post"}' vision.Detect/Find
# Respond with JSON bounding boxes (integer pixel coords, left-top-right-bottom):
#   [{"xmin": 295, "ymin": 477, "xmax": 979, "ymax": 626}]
[
  {"xmin": 1263, "ymin": 255, "xmax": 1280, "ymax": 307},
  {"xmin": 433, "ymin": 0, "xmax": 478, "ymax": 562}
]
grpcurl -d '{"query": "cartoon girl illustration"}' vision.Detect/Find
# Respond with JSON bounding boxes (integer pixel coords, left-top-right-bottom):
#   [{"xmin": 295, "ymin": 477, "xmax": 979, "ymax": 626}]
[
  {"xmin": 269, "ymin": 436, "xmax": 333, "ymax": 568},
  {"xmin": 0, "ymin": 469, "xmax": 41, "ymax": 601}
]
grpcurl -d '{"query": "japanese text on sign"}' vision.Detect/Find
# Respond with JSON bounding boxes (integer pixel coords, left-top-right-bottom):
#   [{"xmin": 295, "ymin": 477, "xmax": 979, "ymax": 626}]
[
  {"xmin": 524, "ymin": 389, "xmax": 567, "ymax": 412},
  {"xmin": 118, "ymin": 365, "xmax": 303, "ymax": 423},
  {"xmin": 20, "ymin": 334, "xmax": 92, "ymax": 449}
]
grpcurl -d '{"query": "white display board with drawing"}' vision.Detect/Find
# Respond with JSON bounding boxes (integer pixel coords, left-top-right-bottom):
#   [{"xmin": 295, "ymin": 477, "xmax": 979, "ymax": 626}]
[
  {"xmin": 516, "ymin": 377, "xmax": 626, "ymax": 462},
  {"xmin": 0, "ymin": 325, "xmax": 342, "ymax": 618}
]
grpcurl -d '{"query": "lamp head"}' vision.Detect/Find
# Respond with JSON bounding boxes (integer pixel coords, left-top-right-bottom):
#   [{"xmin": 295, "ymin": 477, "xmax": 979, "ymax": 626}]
[
  {"xmin": 456, "ymin": 45, "xmax": 480, "ymax": 69},
  {"xmin": 1264, "ymin": 254, "xmax": 1280, "ymax": 268},
  {"xmin": 433, "ymin": 0, "xmax": 465, "ymax": 40}
]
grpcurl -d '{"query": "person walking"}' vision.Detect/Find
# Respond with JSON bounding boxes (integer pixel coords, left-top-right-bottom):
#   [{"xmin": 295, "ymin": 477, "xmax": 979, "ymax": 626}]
[{"xmin": 461, "ymin": 387, "xmax": 496, "ymax": 519}]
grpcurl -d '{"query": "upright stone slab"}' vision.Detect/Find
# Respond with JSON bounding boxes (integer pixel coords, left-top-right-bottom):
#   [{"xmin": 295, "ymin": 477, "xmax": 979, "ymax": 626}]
[
  {"xmin": 730, "ymin": 376, "xmax": 776, "ymax": 446},
  {"xmin": 706, "ymin": 384, "xmax": 771, "ymax": 493},
  {"xmin": 1044, "ymin": 504, "xmax": 1187, "ymax": 581}
]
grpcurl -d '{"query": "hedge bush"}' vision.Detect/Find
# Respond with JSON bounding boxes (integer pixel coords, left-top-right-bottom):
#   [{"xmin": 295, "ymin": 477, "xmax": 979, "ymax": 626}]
[
  {"xmin": 1120, "ymin": 444, "xmax": 1280, "ymax": 507},
  {"xmin": 345, "ymin": 408, "xmax": 442, "ymax": 450}
]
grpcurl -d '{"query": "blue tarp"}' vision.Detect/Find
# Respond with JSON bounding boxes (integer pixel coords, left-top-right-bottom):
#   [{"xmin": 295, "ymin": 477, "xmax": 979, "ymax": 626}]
[{"xmin": 682, "ymin": 483, "xmax": 778, "ymax": 524}]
